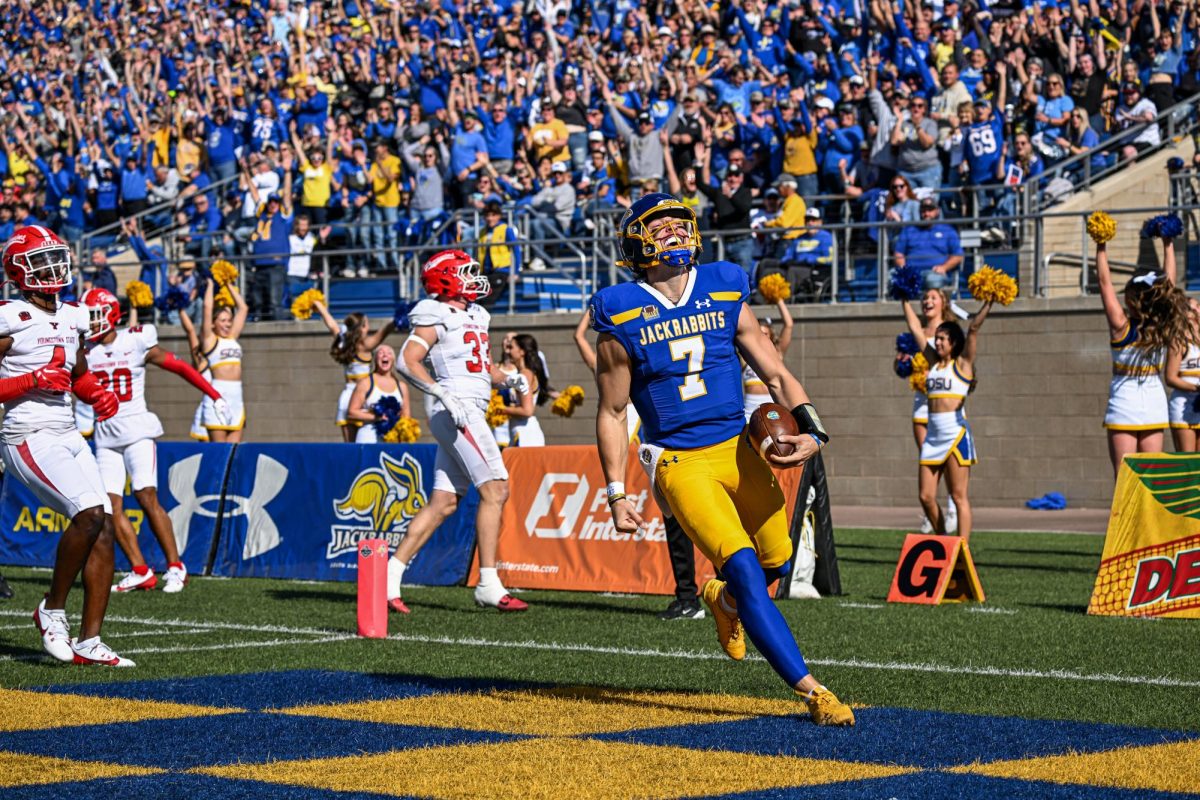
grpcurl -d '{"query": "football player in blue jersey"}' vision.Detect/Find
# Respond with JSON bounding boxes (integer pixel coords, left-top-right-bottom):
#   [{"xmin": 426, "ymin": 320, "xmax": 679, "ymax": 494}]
[{"xmin": 592, "ymin": 193, "xmax": 854, "ymax": 726}]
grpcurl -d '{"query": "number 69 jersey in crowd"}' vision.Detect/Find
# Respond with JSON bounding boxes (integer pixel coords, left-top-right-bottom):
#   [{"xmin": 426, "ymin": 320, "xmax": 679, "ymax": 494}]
[
  {"xmin": 86, "ymin": 325, "xmax": 164, "ymax": 449},
  {"xmin": 590, "ymin": 261, "xmax": 749, "ymax": 449},
  {"xmin": 0, "ymin": 299, "xmax": 89, "ymax": 443},
  {"xmin": 409, "ymin": 298, "xmax": 494, "ymax": 409}
]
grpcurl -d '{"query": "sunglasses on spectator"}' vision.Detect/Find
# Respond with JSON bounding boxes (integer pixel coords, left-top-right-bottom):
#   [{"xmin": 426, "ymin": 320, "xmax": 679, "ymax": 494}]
[{"xmin": 892, "ymin": 182, "xmax": 907, "ymax": 190}]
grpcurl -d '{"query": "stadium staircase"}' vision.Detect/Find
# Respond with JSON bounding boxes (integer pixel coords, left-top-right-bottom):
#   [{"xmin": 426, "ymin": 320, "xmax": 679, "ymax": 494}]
[{"xmin": 1039, "ymin": 140, "xmax": 1197, "ymax": 297}]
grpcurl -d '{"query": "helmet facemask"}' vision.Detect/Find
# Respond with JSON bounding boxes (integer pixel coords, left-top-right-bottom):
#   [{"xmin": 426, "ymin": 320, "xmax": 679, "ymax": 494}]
[
  {"xmin": 619, "ymin": 200, "xmax": 702, "ymax": 272},
  {"xmin": 458, "ymin": 258, "xmax": 491, "ymax": 301},
  {"xmin": 88, "ymin": 304, "xmax": 115, "ymax": 339},
  {"xmin": 16, "ymin": 244, "xmax": 72, "ymax": 292}
]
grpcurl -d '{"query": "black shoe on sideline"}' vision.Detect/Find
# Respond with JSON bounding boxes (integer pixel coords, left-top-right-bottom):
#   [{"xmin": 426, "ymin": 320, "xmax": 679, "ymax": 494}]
[
  {"xmin": 656, "ymin": 599, "xmax": 705, "ymax": 620},
  {"xmin": 0, "ymin": 573, "xmax": 13, "ymax": 600}
]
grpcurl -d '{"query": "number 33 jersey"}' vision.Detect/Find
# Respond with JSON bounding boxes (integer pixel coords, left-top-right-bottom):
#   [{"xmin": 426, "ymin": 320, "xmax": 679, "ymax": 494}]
[
  {"xmin": 591, "ymin": 261, "xmax": 749, "ymax": 449},
  {"xmin": 88, "ymin": 324, "xmax": 164, "ymax": 448},
  {"xmin": 409, "ymin": 299, "xmax": 493, "ymax": 409},
  {"xmin": 0, "ymin": 299, "xmax": 89, "ymax": 444}
]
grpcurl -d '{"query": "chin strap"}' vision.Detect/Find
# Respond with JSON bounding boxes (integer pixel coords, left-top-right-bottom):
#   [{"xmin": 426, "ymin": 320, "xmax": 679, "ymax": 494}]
[{"xmin": 159, "ymin": 352, "xmax": 221, "ymax": 399}]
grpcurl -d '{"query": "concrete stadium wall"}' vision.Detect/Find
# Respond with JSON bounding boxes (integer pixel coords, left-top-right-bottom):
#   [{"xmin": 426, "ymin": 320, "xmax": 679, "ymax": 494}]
[{"xmin": 147, "ymin": 296, "xmax": 1120, "ymax": 509}]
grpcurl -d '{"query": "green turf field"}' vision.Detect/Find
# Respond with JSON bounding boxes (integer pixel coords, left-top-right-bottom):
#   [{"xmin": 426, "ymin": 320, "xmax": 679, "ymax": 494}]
[{"xmin": 2, "ymin": 527, "xmax": 1196, "ymax": 732}]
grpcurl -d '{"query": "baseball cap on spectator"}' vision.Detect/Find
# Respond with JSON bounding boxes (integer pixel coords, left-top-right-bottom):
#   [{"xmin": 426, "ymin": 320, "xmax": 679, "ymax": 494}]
[
  {"xmin": 814, "ymin": 97, "xmax": 835, "ymax": 111},
  {"xmin": 588, "ymin": 131, "xmax": 605, "ymax": 142},
  {"xmin": 1122, "ymin": 81, "xmax": 1141, "ymax": 94},
  {"xmin": 657, "ymin": 26, "xmax": 673, "ymax": 36},
  {"xmin": 700, "ymin": 23, "xmax": 716, "ymax": 34},
  {"xmin": 848, "ymin": 75, "xmax": 866, "ymax": 86},
  {"xmin": 727, "ymin": 164, "xmax": 742, "ymax": 176},
  {"xmin": 837, "ymin": 103, "xmax": 855, "ymax": 115},
  {"xmin": 806, "ymin": 207, "xmax": 822, "ymax": 220},
  {"xmin": 778, "ymin": 99, "xmax": 792, "ymax": 109},
  {"xmin": 750, "ymin": 91, "xmax": 765, "ymax": 103},
  {"xmin": 779, "ymin": 175, "xmax": 798, "ymax": 187},
  {"xmin": 637, "ymin": 112, "xmax": 652, "ymax": 125},
  {"xmin": 919, "ymin": 197, "xmax": 938, "ymax": 211},
  {"xmin": 267, "ymin": 192, "xmax": 282, "ymax": 203},
  {"xmin": 551, "ymin": 161, "xmax": 569, "ymax": 173},
  {"xmin": 764, "ymin": 187, "xmax": 781, "ymax": 198},
  {"xmin": 1028, "ymin": 57, "xmax": 1045, "ymax": 71}
]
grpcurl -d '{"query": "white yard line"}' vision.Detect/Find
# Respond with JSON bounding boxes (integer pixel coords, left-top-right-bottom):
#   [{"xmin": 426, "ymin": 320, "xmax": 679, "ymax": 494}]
[
  {"xmin": 118, "ymin": 634, "xmax": 356, "ymax": 655},
  {"xmin": 966, "ymin": 607, "xmax": 1018, "ymax": 615},
  {"xmin": 836, "ymin": 602, "xmax": 884, "ymax": 610},
  {"xmin": 0, "ymin": 609, "xmax": 337, "ymax": 637}
]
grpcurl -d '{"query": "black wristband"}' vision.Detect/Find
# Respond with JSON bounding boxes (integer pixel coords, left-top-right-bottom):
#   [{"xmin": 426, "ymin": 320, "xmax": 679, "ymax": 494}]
[{"xmin": 791, "ymin": 402, "xmax": 829, "ymax": 444}]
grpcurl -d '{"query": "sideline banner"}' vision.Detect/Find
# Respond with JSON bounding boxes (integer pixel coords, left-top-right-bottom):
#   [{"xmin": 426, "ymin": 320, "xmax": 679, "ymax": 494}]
[
  {"xmin": 210, "ymin": 444, "xmax": 478, "ymax": 584},
  {"xmin": 775, "ymin": 452, "xmax": 843, "ymax": 598},
  {"xmin": 472, "ymin": 445, "xmax": 803, "ymax": 595},
  {"xmin": 0, "ymin": 442, "xmax": 229, "ymax": 575},
  {"xmin": 1089, "ymin": 454, "xmax": 1200, "ymax": 619}
]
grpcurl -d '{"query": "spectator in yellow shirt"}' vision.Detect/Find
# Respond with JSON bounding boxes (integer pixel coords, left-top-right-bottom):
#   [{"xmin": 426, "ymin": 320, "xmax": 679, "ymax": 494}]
[
  {"xmin": 529, "ymin": 105, "xmax": 570, "ymax": 165},
  {"xmin": 292, "ymin": 119, "xmax": 337, "ymax": 225},
  {"xmin": 764, "ymin": 177, "xmax": 807, "ymax": 240},
  {"xmin": 370, "ymin": 141, "xmax": 402, "ymax": 273},
  {"xmin": 782, "ymin": 96, "xmax": 822, "ymax": 198}
]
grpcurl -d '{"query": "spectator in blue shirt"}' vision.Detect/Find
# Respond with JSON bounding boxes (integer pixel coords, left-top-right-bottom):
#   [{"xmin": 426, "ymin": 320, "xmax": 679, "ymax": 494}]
[
  {"xmin": 247, "ymin": 155, "xmax": 294, "ymax": 321},
  {"xmin": 120, "ymin": 153, "xmax": 151, "ymax": 217},
  {"xmin": 894, "ymin": 198, "xmax": 964, "ymax": 291}
]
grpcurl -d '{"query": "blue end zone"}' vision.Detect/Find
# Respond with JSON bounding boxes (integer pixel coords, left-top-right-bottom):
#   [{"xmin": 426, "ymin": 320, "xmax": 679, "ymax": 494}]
[
  {"xmin": 1, "ymin": 774, "xmax": 425, "ymax": 800},
  {"xmin": 709, "ymin": 773, "xmax": 1200, "ymax": 800},
  {"xmin": 0, "ymin": 712, "xmax": 522, "ymax": 769},
  {"xmin": 34, "ymin": 670, "xmax": 535, "ymax": 710},
  {"xmin": 594, "ymin": 706, "xmax": 1199, "ymax": 768}
]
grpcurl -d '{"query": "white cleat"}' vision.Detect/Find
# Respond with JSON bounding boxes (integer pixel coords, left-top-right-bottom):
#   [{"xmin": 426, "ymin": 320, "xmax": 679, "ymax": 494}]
[
  {"xmin": 918, "ymin": 514, "xmax": 934, "ymax": 534},
  {"xmin": 162, "ymin": 564, "xmax": 188, "ymax": 594},
  {"xmin": 113, "ymin": 568, "xmax": 157, "ymax": 593},
  {"xmin": 34, "ymin": 598, "xmax": 73, "ymax": 663},
  {"xmin": 71, "ymin": 636, "xmax": 136, "ymax": 667}
]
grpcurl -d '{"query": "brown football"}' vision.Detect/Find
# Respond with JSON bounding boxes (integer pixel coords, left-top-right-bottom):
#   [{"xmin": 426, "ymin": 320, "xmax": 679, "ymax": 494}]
[{"xmin": 748, "ymin": 403, "xmax": 800, "ymax": 460}]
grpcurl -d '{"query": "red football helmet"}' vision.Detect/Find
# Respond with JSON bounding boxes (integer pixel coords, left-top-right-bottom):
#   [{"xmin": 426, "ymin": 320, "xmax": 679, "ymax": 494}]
[
  {"xmin": 84, "ymin": 287, "xmax": 121, "ymax": 340},
  {"xmin": 421, "ymin": 249, "xmax": 490, "ymax": 302},
  {"xmin": 2, "ymin": 225, "xmax": 72, "ymax": 293}
]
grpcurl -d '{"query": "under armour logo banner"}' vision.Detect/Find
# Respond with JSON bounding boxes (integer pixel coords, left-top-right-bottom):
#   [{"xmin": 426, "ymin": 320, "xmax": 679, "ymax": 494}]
[{"xmin": 168, "ymin": 452, "xmax": 288, "ymax": 559}]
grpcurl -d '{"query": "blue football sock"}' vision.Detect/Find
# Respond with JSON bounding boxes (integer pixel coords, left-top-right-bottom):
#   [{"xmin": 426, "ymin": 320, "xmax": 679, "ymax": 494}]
[
  {"xmin": 761, "ymin": 560, "xmax": 791, "ymax": 586},
  {"xmin": 722, "ymin": 548, "xmax": 809, "ymax": 687}
]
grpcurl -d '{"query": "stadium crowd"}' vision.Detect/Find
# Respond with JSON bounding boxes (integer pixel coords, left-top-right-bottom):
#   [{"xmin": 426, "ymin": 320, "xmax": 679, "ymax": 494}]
[{"xmin": 1, "ymin": 0, "xmax": 1199, "ymax": 316}]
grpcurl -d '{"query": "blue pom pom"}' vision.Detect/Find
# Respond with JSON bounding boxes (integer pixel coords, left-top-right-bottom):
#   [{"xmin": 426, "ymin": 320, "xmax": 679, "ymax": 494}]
[
  {"xmin": 888, "ymin": 266, "xmax": 923, "ymax": 301},
  {"xmin": 153, "ymin": 286, "xmax": 190, "ymax": 312},
  {"xmin": 393, "ymin": 300, "xmax": 415, "ymax": 332},
  {"xmin": 894, "ymin": 356, "xmax": 914, "ymax": 378},
  {"xmin": 371, "ymin": 396, "xmax": 402, "ymax": 436},
  {"xmin": 895, "ymin": 332, "xmax": 920, "ymax": 355},
  {"xmin": 1141, "ymin": 214, "xmax": 1184, "ymax": 240}
]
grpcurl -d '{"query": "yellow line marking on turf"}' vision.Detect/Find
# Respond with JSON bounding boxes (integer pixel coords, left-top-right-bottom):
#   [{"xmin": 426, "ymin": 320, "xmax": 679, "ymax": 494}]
[
  {"xmin": 0, "ymin": 752, "xmax": 163, "ymax": 787},
  {"xmin": 0, "ymin": 688, "xmax": 240, "ymax": 732},
  {"xmin": 279, "ymin": 686, "xmax": 804, "ymax": 735},
  {"xmin": 951, "ymin": 740, "xmax": 1200, "ymax": 794},
  {"xmin": 198, "ymin": 737, "xmax": 911, "ymax": 799}
]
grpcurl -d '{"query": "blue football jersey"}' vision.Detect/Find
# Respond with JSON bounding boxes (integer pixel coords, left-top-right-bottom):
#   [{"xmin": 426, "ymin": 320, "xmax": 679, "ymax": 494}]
[{"xmin": 591, "ymin": 262, "xmax": 749, "ymax": 449}]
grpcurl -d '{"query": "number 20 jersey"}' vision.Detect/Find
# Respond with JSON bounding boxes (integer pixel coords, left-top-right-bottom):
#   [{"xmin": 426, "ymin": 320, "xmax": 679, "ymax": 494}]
[
  {"xmin": 591, "ymin": 261, "xmax": 749, "ymax": 449},
  {"xmin": 409, "ymin": 298, "xmax": 493, "ymax": 409},
  {"xmin": 87, "ymin": 325, "xmax": 164, "ymax": 448},
  {"xmin": 0, "ymin": 299, "xmax": 89, "ymax": 444}
]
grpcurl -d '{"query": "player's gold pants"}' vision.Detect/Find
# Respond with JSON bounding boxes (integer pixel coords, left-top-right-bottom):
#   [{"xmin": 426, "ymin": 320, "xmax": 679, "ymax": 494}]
[{"xmin": 655, "ymin": 432, "xmax": 792, "ymax": 570}]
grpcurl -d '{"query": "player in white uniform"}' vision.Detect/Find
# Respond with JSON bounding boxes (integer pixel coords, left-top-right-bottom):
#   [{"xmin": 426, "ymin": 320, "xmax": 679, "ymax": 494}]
[
  {"xmin": 1166, "ymin": 303, "xmax": 1200, "ymax": 452},
  {"xmin": 200, "ymin": 279, "xmax": 248, "ymax": 442},
  {"xmin": 347, "ymin": 345, "xmax": 410, "ymax": 443},
  {"xmin": 390, "ymin": 249, "xmax": 527, "ymax": 613},
  {"xmin": 313, "ymin": 301, "xmax": 394, "ymax": 442},
  {"xmin": 0, "ymin": 226, "xmax": 131, "ymax": 666},
  {"xmin": 83, "ymin": 289, "xmax": 230, "ymax": 593},
  {"xmin": 743, "ymin": 299, "xmax": 792, "ymax": 420},
  {"xmin": 1096, "ymin": 238, "xmax": 1195, "ymax": 476},
  {"xmin": 903, "ymin": 296, "xmax": 993, "ymax": 542}
]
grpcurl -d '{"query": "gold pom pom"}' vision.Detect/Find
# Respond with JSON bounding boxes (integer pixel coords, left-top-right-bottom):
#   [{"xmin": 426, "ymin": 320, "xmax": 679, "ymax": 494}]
[
  {"xmin": 215, "ymin": 285, "xmax": 235, "ymax": 308},
  {"xmin": 210, "ymin": 260, "xmax": 239, "ymax": 286},
  {"xmin": 289, "ymin": 288, "xmax": 327, "ymax": 321},
  {"xmin": 125, "ymin": 281, "xmax": 153, "ymax": 309},
  {"xmin": 383, "ymin": 416, "xmax": 421, "ymax": 444},
  {"xmin": 967, "ymin": 266, "xmax": 1019, "ymax": 306},
  {"xmin": 908, "ymin": 352, "xmax": 929, "ymax": 395},
  {"xmin": 551, "ymin": 384, "xmax": 586, "ymax": 418},
  {"xmin": 486, "ymin": 390, "xmax": 508, "ymax": 429},
  {"xmin": 758, "ymin": 273, "xmax": 791, "ymax": 303},
  {"xmin": 1087, "ymin": 211, "xmax": 1117, "ymax": 245}
]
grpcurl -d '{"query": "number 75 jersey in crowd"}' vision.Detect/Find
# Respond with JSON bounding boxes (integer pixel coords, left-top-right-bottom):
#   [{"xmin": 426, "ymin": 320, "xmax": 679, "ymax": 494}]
[
  {"xmin": 87, "ymin": 324, "xmax": 164, "ymax": 449},
  {"xmin": 590, "ymin": 261, "xmax": 749, "ymax": 450},
  {"xmin": 408, "ymin": 299, "xmax": 494, "ymax": 409},
  {"xmin": 0, "ymin": 299, "xmax": 89, "ymax": 445}
]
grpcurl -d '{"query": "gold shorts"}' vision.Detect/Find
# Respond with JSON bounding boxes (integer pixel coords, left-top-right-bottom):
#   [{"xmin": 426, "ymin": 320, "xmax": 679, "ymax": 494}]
[{"xmin": 655, "ymin": 432, "xmax": 792, "ymax": 570}]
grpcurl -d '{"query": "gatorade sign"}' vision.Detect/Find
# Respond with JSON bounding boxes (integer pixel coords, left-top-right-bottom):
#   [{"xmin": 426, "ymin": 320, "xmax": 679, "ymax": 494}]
[{"xmin": 887, "ymin": 534, "xmax": 985, "ymax": 605}]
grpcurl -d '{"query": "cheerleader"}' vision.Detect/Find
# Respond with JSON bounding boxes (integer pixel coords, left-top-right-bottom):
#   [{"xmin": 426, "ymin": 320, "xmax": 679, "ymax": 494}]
[
  {"xmin": 899, "ymin": 288, "xmax": 960, "ymax": 533},
  {"xmin": 313, "ymin": 302, "xmax": 394, "ymax": 442},
  {"xmin": 492, "ymin": 331, "xmax": 519, "ymax": 448},
  {"xmin": 743, "ymin": 298, "xmax": 793, "ymax": 420},
  {"xmin": 199, "ymin": 279, "xmax": 248, "ymax": 442},
  {"xmin": 178, "ymin": 308, "xmax": 211, "ymax": 442},
  {"xmin": 1166, "ymin": 297, "xmax": 1200, "ymax": 452},
  {"xmin": 500, "ymin": 333, "xmax": 548, "ymax": 446},
  {"xmin": 903, "ymin": 298, "xmax": 993, "ymax": 541},
  {"xmin": 1098, "ymin": 237, "xmax": 1197, "ymax": 475},
  {"xmin": 347, "ymin": 345, "xmax": 411, "ymax": 442}
]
